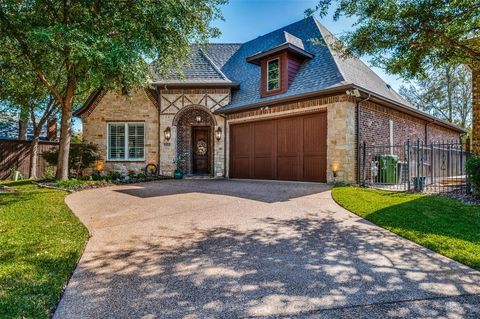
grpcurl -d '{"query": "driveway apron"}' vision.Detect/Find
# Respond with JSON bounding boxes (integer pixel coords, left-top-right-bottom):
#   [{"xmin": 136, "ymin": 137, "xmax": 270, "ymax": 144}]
[{"xmin": 54, "ymin": 179, "xmax": 480, "ymax": 318}]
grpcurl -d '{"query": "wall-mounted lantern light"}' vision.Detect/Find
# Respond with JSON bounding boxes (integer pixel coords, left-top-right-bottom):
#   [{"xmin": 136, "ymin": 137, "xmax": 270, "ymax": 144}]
[
  {"xmin": 215, "ymin": 127, "xmax": 222, "ymax": 141},
  {"xmin": 164, "ymin": 127, "xmax": 171, "ymax": 141},
  {"xmin": 332, "ymin": 161, "xmax": 340, "ymax": 178},
  {"xmin": 195, "ymin": 115, "xmax": 202, "ymax": 123}
]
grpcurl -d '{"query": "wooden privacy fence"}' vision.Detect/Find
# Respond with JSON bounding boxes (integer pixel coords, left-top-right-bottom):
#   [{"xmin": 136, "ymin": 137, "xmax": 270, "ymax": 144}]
[{"xmin": 0, "ymin": 139, "xmax": 59, "ymax": 180}]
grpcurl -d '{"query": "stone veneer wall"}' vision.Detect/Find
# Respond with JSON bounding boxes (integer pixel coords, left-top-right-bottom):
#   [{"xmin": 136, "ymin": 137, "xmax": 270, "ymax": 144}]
[
  {"xmin": 81, "ymin": 90, "xmax": 159, "ymax": 173},
  {"xmin": 225, "ymin": 94, "xmax": 357, "ymax": 183},
  {"xmin": 158, "ymin": 88, "xmax": 230, "ymax": 177}
]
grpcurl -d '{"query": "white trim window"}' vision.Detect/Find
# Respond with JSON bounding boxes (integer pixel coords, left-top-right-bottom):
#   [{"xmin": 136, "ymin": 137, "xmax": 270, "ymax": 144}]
[
  {"xmin": 267, "ymin": 58, "xmax": 280, "ymax": 91},
  {"xmin": 108, "ymin": 122, "xmax": 145, "ymax": 161}
]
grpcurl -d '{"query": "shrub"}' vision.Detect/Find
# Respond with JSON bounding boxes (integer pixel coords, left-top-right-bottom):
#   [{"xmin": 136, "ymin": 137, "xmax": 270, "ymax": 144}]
[
  {"xmin": 42, "ymin": 143, "xmax": 101, "ymax": 178},
  {"xmin": 44, "ymin": 165, "xmax": 55, "ymax": 180},
  {"xmin": 91, "ymin": 171, "xmax": 105, "ymax": 181},
  {"xmin": 466, "ymin": 156, "xmax": 480, "ymax": 197},
  {"xmin": 54, "ymin": 179, "xmax": 84, "ymax": 190}
]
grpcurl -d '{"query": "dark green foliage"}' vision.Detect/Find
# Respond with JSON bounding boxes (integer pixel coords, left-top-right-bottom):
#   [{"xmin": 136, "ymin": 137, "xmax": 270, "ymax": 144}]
[
  {"xmin": 0, "ymin": 0, "xmax": 226, "ymax": 179},
  {"xmin": 466, "ymin": 156, "xmax": 480, "ymax": 197},
  {"xmin": 42, "ymin": 143, "xmax": 101, "ymax": 177},
  {"xmin": 309, "ymin": 0, "xmax": 480, "ymax": 78},
  {"xmin": 332, "ymin": 186, "xmax": 480, "ymax": 271}
]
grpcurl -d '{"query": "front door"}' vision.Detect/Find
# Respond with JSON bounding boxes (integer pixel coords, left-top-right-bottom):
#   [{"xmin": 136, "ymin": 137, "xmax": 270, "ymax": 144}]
[{"xmin": 192, "ymin": 126, "xmax": 211, "ymax": 174}]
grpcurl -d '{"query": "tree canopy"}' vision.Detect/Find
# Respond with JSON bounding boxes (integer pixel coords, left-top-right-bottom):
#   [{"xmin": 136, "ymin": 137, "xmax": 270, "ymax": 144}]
[
  {"xmin": 308, "ymin": 0, "xmax": 480, "ymax": 77},
  {"xmin": 0, "ymin": 0, "xmax": 225, "ymax": 179},
  {"xmin": 400, "ymin": 65, "xmax": 472, "ymax": 128}
]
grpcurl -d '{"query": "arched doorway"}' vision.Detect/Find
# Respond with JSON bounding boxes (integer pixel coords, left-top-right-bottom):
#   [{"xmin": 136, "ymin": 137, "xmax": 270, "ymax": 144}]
[{"xmin": 173, "ymin": 106, "xmax": 216, "ymax": 175}]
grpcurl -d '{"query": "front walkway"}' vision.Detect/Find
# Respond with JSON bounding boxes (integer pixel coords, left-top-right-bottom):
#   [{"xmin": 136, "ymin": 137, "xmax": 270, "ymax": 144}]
[{"xmin": 54, "ymin": 179, "xmax": 480, "ymax": 318}]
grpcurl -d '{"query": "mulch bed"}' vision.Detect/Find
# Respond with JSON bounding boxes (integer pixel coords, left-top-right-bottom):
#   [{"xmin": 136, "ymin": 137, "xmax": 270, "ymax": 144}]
[
  {"xmin": 35, "ymin": 175, "xmax": 172, "ymax": 192},
  {"xmin": 439, "ymin": 191, "xmax": 480, "ymax": 206}
]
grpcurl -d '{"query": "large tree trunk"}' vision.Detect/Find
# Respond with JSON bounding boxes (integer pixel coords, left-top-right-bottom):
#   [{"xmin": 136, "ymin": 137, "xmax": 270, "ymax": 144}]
[
  {"xmin": 29, "ymin": 136, "xmax": 39, "ymax": 179},
  {"xmin": 18, "ymin": 121, "xmax": 27, "ymax": 140},
  {"xmin": 55, "ymin": 102, "xmax": 73, "ymax": 180},
  {"xmin": 473, "ymin": 67, "xmax": 480, "ymax": 155}
]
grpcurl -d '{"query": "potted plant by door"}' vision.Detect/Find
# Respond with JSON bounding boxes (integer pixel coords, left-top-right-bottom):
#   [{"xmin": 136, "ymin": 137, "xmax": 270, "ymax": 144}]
[{"xmin": 173, "ymin": 156, "xmax": 185, "ymax": 179}]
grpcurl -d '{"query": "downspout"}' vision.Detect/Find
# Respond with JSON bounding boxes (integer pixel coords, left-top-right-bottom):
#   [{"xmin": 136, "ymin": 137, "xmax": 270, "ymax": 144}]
[{"xmin": 356, "ymin": 93, "xmax": 371, "ymax": 184}]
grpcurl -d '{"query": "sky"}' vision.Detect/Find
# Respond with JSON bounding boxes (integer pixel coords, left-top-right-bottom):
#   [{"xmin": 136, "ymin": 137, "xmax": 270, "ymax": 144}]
[{"xmin": 211, "ymin": 0, "xmax": 407, "ymax": 91}]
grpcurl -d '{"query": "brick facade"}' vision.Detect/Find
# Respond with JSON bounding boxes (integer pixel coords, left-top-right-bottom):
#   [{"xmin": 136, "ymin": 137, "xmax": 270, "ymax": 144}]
[
  {"xmin": 81, "ymin": 88, "xmax": 462, "ymax": 184},
  {"xmin": 358, "ymin": 101, "xmax": 461, "ymax": 147},
  {"xmin": 175, "ymin": 107, "xmax": 216, "ymax": 174}
]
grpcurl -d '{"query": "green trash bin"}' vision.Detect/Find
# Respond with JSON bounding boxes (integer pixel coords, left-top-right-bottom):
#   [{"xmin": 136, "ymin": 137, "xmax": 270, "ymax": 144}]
[{"xmin": 376, "ymin": 155, "xmax": 398, "ymax": 184}]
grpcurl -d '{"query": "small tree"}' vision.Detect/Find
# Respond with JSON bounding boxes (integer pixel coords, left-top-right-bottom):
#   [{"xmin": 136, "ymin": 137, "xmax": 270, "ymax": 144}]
[
  {"xmin": 0, "ymin": 56, "xmax": 59, "ymax": 179},
  {"xmin": 42, "ymin": 143, "xmax": 101, "ymax": 178}
]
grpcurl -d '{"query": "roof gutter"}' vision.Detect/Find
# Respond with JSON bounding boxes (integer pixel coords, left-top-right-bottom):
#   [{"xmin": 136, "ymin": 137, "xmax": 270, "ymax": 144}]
[
  {"xmin": 152, "ymin": 82, "xmax": 240, "ymax": 89},
  {"xmin": 351, "ymin": 85, "xmax": 467, "ymax": 134}
]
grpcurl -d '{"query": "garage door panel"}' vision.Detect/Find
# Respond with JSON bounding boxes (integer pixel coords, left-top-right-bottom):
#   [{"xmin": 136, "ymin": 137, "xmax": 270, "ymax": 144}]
[
  {"xmin": 254, "ymin": 121, "xmax": 274, "ymax": 156},
  {"xmin": 277, "ymin": 117, "xmax": 301, "ymax": 155},
  {"xmin": 303, "ymin": 114, "xmax": 327, "ymax": 154},
  {"xmin": 277, "ymin": 156, "xmax": 299, "ymax": 180},
  {"xmin": 304, "ymin": 155, "xmax": 327, "ymax": 182},
  {"xmin": 230, "ymin": 112, "xmax": 327, "ymax": 182},
  {"xmin": 231, "ymin": 124, "xmax": 251, "ymax": 156},
  {"xmin": 254, "ymin": 157, "xmax": 273, "ymax": 179},
  {"xmin": 231, "ymin": 157, "xmax": 250, "ymax": 178}
]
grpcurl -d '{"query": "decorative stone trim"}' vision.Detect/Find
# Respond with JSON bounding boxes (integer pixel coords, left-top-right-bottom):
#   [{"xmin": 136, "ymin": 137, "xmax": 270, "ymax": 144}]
[
  {"xmin": 226, "ymin": 94, "xmax": 350, "ymax": 120},
  {"xmin": 159, "ymin": 88, "xmax": 231, "ymax": 94},
  {"xmin": 160, "ymin": 90, "xmax": 231, "ymax": 114},
  {"xmin": 145, "ymin": 88, "xmax": 160, "ymax": 110},
  {"xmin": 81, "ymin": 91, "xmax": 107, "ymax": 120}
]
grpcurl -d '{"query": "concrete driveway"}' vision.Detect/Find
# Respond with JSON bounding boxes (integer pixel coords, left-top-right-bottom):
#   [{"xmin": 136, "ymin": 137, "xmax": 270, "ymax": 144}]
[{"xmin": 54, "ymin": 179, "xmax": 480, "ymax": 319}]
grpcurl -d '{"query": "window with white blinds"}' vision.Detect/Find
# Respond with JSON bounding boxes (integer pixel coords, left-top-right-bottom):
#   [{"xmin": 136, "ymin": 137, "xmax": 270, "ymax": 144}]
[{"xmin": 108, "ymin": 123, "xmax": 145, "ymax": 160}]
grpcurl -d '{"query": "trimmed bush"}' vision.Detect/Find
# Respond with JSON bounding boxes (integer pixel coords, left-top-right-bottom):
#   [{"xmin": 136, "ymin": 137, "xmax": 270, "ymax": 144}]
[
  {"xmin": 466, "ymin": 156, "xmax": 480, "ymax": 197},
  {"xmin": 42, "ymin": 143, "xmax": 100, "ymax": 178}
]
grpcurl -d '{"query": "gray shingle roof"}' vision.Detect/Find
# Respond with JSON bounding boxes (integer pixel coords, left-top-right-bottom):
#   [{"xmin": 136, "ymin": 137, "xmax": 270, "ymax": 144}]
[
  {"xmin": 221, "ymin": 17, "xmax": 345, "ymax": 110},
  {"xmin": 151, "ymin": 45, "xmax": 240, "ymax": 84},
  {"xmin": 150, "ymin": 17, "xmax": 412, "ymax": 110}
]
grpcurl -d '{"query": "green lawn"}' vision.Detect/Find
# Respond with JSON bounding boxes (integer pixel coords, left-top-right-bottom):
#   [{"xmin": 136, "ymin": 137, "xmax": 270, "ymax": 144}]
[
  {"xmin": 332, "ymin": 186, "xmax": 480, "ymax": 271},
  {"xmin": 0, "ymin": 181, "xmax": 88, "ymax": 319}
]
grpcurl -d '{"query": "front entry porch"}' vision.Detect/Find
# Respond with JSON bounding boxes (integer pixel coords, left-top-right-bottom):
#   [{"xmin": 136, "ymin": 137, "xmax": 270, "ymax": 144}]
[{"xmin": 159, "ymin": 103, "xmax": 226, "ymax": 178}]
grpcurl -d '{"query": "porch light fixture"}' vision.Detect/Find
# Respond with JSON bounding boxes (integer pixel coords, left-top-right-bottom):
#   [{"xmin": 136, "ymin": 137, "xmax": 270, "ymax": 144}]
[
  {"xmin": 164, "ymin": 127, "xmax": 171, "ymax": 141},
  {"xmin": 195, "ymin": 115, "xmax": 202, "ymax": 123},
  {"xmin": 215, "ymin": 127, "xmax": 222, "ymax": 141},
  {"xmin": 332, "ymin": 161, "xmax": 340, "ymax": 178}
]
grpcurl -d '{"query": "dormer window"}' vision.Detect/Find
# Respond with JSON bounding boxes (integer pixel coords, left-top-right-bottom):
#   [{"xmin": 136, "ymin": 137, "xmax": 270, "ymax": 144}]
[
  {"xmin": 246, "ymin": 34, "xmax": 313, "ymax": 98},
  {"xmin": 267, "ymin": 58, "xmax": 280, "ymax": 91}
]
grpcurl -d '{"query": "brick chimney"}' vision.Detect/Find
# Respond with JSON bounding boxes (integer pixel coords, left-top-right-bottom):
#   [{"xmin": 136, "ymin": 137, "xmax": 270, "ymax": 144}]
[
  {"xmin": 47, "ymin": 118, "xmax": 57, "ymax": 141},
  {"xmin": 473, "ymin": 67, "xmax": 480, "ymax": 155}
]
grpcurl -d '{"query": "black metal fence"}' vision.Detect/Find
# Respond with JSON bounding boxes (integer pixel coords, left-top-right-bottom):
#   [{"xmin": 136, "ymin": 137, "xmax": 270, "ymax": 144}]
[{"xmin": 359, "ymin": 140, "xmax": 472, "ymax": 194}]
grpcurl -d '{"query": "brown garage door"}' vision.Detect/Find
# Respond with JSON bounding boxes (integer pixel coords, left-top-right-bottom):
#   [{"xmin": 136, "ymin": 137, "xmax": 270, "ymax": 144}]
[{"xmin": 230, "ymin": 112, "xmax": 327, "ymax": 182}]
